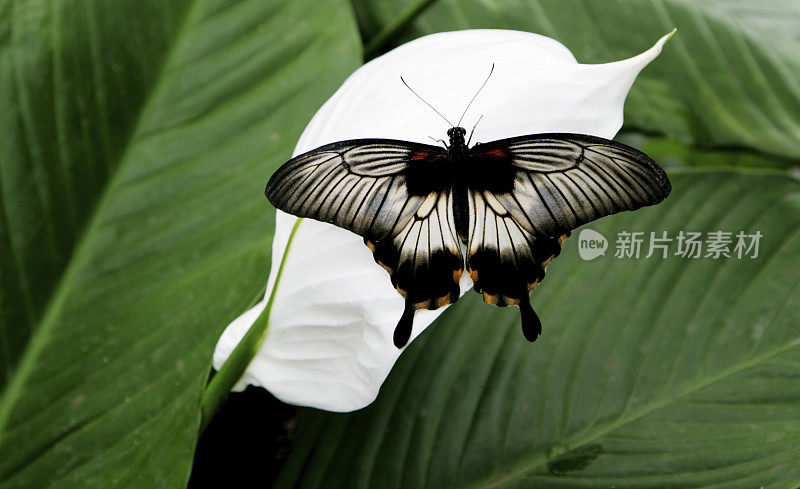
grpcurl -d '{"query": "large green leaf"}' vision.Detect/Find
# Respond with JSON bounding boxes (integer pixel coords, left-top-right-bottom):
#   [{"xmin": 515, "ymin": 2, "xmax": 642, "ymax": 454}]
[
  {"xmin": 276, "ymin": 170, "xmax": 800, "ymax": 488},
  {"xmin": 0, "ymin": 0, "xmax": 191, "ymax": 391},
  {"xmin": 354, "ymin": 0, "xmax": 800, "ymax": 162},
  {"xmin": 0, "ymin": 0, "xmax": 360, "ymax": 487}
]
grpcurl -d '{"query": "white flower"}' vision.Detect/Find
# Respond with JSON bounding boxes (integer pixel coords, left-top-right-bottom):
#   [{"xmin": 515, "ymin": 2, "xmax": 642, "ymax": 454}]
[{"xmin": 213, "ymin": 29, "xmax": 673, "ymax": 412}]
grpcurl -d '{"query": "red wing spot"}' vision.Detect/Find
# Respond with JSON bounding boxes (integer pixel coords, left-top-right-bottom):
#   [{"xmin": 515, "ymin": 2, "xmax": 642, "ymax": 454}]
[
  {"xmin": 482, "ymin": 148, "xmax": 508, "ymax": 158},
  {"xmin": 411, "ymin": 151, "xmax": 430, "ymax": 161}
]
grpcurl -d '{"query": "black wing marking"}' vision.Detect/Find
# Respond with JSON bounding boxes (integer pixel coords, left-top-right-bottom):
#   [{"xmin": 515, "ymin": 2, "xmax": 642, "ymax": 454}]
[
  {"xmin": 466, "ymin": 133, "xmax": 671, "ymax": 340},
  {"xmin": 266, "ymin": 140, "xmax": 461, "ymax": 348}
]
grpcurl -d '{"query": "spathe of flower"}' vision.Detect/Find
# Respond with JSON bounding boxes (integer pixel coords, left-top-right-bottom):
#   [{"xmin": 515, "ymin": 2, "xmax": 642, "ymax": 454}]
[{"xmin": 212, "ymin": 29, "xmax": 675, "ymax": 413}]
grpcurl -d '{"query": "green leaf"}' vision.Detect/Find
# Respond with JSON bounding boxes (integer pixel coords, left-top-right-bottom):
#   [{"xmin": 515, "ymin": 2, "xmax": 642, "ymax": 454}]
[
  {"xmin": 355, "ymin": 0, "xmax": 800, "ymax": 162},
  {"xmin": 616, "ymin": 133, "xmax": 796, "ymax": 169},
  {"xmin": 0, "ymin": 0, "xmax": 360, "ymax": 487},
  {"xmin": 276, "ymin": 170, "xmax": 800, "ymax": 488}
]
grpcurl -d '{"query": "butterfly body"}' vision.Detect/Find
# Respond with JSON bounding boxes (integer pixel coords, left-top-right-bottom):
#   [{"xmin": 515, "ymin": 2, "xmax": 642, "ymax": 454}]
[
  {"xmin": 266, "ymin": 127, "xmax": 670, "ymax": 348},
  {"xmin": 407, "ymin": 127, "xmax": 517, "ymax": 240}
]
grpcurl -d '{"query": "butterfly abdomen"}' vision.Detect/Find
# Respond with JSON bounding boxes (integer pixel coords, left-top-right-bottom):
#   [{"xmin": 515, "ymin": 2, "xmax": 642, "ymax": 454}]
[{"xmin": 452, "ymin": 182, "xmax": 470, "ymax": 243}]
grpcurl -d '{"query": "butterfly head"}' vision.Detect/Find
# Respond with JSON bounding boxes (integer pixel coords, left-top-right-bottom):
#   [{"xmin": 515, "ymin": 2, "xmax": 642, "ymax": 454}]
[{"xmin": 447, "ymin": 127, "xmax": 467, "ymax": 148}]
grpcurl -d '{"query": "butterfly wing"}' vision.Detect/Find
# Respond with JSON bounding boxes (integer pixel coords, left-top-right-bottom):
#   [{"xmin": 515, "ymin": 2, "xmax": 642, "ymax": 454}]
[
  {"xmin": 265, "ymin": 140, "xmax": 462, "ymax": 347},
  {"xmin": 369, "ymin": 189, "xmax": 464, "ymax": 347},
  {"xmin": 465, "ymin": 189, "xmax": 568, "ymax": 341},
  {"xmin": 465, "ymin": 133, "xmax": 671, "ymax": 340}
]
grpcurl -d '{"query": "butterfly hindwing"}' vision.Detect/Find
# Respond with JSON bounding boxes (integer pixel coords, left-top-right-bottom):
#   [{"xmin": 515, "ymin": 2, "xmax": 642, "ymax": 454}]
[
  {"xmin": 367, "ymin": 189, "xmax": 464, "ymax": 346},
  {"xmin": 466, "ymin": 189, "xmax": 568, "ymax": 304},
  {"xmin": 466, "ymin": 189, "xmax": 567, "ymax": 340},
  {"xmin": 366, "ymin": 190, "xmax": 463, "ymax": 308}
]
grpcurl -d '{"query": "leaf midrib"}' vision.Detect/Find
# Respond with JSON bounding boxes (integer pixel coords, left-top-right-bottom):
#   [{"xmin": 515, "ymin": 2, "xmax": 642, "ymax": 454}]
[
  {"xmin": 466, "ymin": 336, "xmax": 800, "ymax": 489},
  {"xmin": 0, "ymin": 0, "xmax": 205, "ymax": 445}
]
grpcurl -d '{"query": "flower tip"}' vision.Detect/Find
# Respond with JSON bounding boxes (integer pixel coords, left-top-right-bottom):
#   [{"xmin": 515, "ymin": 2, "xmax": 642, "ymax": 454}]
[
  {"xmin": 663, "ymin": 27, "xmax": 678, "ymax": 44},
  {"xmin": 616, "ymin": 29, "xmax": 675, "ymax": 72},
  {"xmin": 649, "ymin": 28, "xmax": 677, "ymax": 57}
]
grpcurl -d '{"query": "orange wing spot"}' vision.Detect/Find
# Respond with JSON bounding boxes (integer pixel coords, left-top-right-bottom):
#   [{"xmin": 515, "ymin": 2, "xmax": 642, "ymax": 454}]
[
  {"xmin": 395, "ymin": 285, "xmax": 408, "ymax": 299},
  {"xmin": 469, "ymin": 269, "xmax": 479, "ymax": 282},
  {"xmin": 410, "ymin": 151, "xmax": 430, "ymax": 161},
  {"xmin": 453, "ymin": 267, "xmax": 463, "ymax": 282},
  {"xmin": 413, "ymin": 299, "xmax": 433, "ymax": 310},
  {"xmin": 557, "ymin": 234, "xmax": 569, "ymax": 245},
  {"xmin": 504, "ymin": 297, "xmax": 521, "ymax": 306},
  {"xmin": 527, "ymin": 279, "xmax": 540, "ymax": 293},
  {"xmin": 482, "ymin": 292, "xmax": 499, "ymax": 305},
  {"xmin": 365, "ymin": 240, "xmax": 394, "ymax": 274},
  {"xmin": 434, "ymin": 294, "xmax": 453, "ymax": 308},
  {"xmin": 481, "ymin": 148, "xmax": 508, "ymax": 158}
]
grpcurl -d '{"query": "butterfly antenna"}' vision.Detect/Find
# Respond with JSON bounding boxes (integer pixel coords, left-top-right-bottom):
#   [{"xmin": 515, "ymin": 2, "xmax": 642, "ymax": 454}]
[
  {"xmin": 467, "ymin": 114, "xmax": 484, "ymax": 146},
  {"xmin": 401, "ymin": 76, "xmax": 454, "ymax": 127},
  {"xmin": 428, "ymin": 136, "xmax": 448, "ymax": 148},
  {"xmin": 457, "ymin": 63, "xmax": 495, "ymax": 127}
]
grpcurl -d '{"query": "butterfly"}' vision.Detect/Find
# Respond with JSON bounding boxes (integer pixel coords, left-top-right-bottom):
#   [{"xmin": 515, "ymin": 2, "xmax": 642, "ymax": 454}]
[{"xmin": 265, "ymin": 74, "xmax": 671, "ymax": 348}]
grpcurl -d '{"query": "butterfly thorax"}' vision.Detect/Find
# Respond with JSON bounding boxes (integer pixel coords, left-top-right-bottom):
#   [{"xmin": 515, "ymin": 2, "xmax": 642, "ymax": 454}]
[
  {"xmin": 444, "ymin": 127, "xmax": 470, "ymax": 243},
  {"xmin": 446, "ymin": 126, "xmax": 468, "ymax": 158}
]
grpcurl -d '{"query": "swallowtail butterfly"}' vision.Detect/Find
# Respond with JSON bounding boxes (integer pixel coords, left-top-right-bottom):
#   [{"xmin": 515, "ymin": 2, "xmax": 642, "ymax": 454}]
[{"xmin": 265, "ymin": 74, "xmax": 671, "ymax": 348}]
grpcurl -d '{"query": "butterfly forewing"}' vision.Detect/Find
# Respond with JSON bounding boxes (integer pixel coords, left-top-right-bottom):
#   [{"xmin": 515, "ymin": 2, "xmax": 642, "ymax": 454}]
[
  {"xmin": 266, "ymin": 140, "xmax": 446, "ymax": 239},
  {"xmin": 468, "ymin": 133, "xmax": 671, "ymax": 237}
]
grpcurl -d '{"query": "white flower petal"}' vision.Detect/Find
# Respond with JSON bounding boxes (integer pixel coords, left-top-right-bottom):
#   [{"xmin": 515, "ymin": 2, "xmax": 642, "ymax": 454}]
[{"xmin": 213, "ymin": 29, "xmax": 673, "ymax": 412}]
